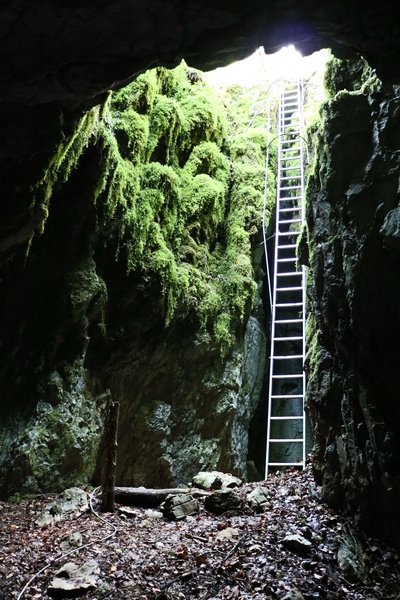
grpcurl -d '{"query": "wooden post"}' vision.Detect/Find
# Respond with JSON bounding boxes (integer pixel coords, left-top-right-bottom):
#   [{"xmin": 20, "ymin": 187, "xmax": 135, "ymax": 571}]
[{"xmin": 100, "ymin": 397, "xmax": 120, "ymax": 513}]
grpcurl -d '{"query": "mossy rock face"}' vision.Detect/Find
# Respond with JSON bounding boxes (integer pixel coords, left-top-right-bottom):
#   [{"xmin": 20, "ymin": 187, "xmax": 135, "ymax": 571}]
[
  {"xmin": 0, "ymin": 361, "xmax": 106, "ymax": 494},
  {"xmin": 304, "ymin": 57, "xmax": 400, "ymax": 547},
  {"xmin": 0, "ymin": 62, "xmax": 274, "ymax": 495}
]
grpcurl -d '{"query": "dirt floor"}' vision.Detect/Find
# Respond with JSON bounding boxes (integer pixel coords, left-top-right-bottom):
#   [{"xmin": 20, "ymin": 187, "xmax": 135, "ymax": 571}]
[{"xmin": 0, "ymin": 467, "xmax": 399, "ymax": 599}]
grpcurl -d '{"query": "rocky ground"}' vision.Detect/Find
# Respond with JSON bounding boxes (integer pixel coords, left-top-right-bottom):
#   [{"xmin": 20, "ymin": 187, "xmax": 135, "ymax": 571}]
[{"xmin": 0, "ymin": 467, "xmax": 399, "ymax": 600}]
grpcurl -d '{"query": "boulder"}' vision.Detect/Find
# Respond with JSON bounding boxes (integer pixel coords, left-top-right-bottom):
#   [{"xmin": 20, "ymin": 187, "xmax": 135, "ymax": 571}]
[
  {"xmin": 48, "ymin": 560, "xmax": 100, "ymax": 598},
  {"xmin": 60, "ymin": 531, "xmax": 83, "ymax": 552},
  {"xmin": 282, "ymin": 534, "xmax": 312, "ymax": 555},
  {"xmin": 247, "ymin": 486, "xmax": 270, "ymax": 512},
  {"xmin": 192, "ymin": 471, "xmax": 242, "ymax": 490},
  {"xmin": 162, "ymin": 493, "xmax": 199, "ymax": 520},
  {"xmin": 281, "ymin": 590, "xmax": 305, "ymax": 600},
  {"xmin": 337, "ymin": 534, "xmax": 366, "ymax": 582},
  {"xmin": 35, "ymin": 488, "xmax": 88, "ymax": 527},
  {"xmin": 118, "ymin": 506, "xmax": 141, "ymax": 518},
  {"xmin": 204, "ymin": 489, "xmax": 245, "ymax": 515}
]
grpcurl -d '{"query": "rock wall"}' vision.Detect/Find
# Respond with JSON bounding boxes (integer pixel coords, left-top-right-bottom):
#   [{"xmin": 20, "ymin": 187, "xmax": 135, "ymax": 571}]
[
  {"xmin": 92, "ymin": 267, "xmax": 267, "ymax": 488},
  {"xmin": 0, "ymin": 64, "xmax": 272, "ymax": 495},
  {"xmin": 304, "ymin": 58, "xmax": 400, "ymax": 547}
]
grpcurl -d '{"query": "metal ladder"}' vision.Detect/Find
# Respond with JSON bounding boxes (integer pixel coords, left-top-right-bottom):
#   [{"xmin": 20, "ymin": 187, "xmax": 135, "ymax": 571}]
[{"xmin": 265, "ymin": 79, "xmax": 306, "ymax": 478}]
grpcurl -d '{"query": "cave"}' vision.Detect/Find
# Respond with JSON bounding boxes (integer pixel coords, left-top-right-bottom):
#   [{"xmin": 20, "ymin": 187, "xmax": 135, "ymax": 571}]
[{"xmin": 1, "ymin": 1, "xmax": 400, "ymax": 554}]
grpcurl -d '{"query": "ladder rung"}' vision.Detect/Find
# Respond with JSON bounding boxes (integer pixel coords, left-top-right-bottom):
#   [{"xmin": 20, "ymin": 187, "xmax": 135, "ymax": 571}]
[
  {"xmin": 274, "ymin": 335, "xmax": 303, "ymax": 341},
  {"xmin": 275, "ymin": 318, "xmax": 302, "ymax": 323},
  {"xmin": 280, "ymin": 148, "xmax": 301, "ymax": 153},
  {"xmin": 269, "ymin": 439, "xmax": 303, "ymax": 443},
  {"xmin": 278, "ymin": 231, "xmax": 301, "ymax": 236},
  {"xmin": 268, "ymin": 462, "xmax": 304, "ymax": 467},
  {"xmin": 273, "ymin": 355, "xmax": 303, "ymax": 359},
  {"xmin": 280, "ymin": 175, "xmax": 301, "ymax": 180},
  {"xmin": 278, "ymin": 196, "xmax": 303, "ymax": 204},
  {"xmin": 270, "ymin": 416, "xmax": 303, "ymax": 420},
  {"xmin": 272, "ymin": 374, "xmax": 304, "ymax": 379},
  {"xmin": 279, "ymin": 185, "xmax": 301, "ymax": 191},
  {"xmin": 271, "ymin": 394, "xmax": 304, "ymax": 398},
  {"xmin": 277, "ymin": 257, "xmax": 297, "ymax": 262},
  {"xmin": 279, "ymin": 220, "xmax": 302, "ymax": 227},
  {"xmin": 279, "ymin": 208, "xmax": 301, "ymax": 213},
  {"xmin": 276, "ymin": 272, "xmax": 302, "ymax": 277},
  {"xmin": 277, "ymin": 244, "xmax": 297, "ymax": 249},
  {"xmin": 275, "ymin": 302, "xmax": 302, "ymax": 307}
]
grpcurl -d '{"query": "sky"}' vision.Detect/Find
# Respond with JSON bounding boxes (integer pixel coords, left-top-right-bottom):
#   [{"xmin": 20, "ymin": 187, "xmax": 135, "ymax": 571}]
[{"xmin": 204, "ymin": 46, "xmax": 330, "ymax": 90}]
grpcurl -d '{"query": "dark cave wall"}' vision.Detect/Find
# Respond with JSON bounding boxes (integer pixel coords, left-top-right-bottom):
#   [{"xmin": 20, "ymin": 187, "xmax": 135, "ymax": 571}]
[
  {"xmin": 1, "ymin": 1, "xmax": 399, "ymax": 108},
  {"xmin": 304, "ymin": 58, "xmax": 400, "ymax": 547}
]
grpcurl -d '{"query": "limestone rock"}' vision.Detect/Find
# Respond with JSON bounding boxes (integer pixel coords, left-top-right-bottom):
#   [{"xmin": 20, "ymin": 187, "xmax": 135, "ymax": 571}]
[
  {"xmin": 204, "ymin": 489, "xmax": 245, "ymax": 515},
  {"xmin": 380, "ymin": 207, "xmax": 400, "ymax": 251},
  {"xmin": 247, "ymin": 486, "xmax": 270, "ymax": 512},
  {"xmin": 144, "ymin": 509, "xmax": 164, "ymax": 519},
  {"xmin": 215, "ymin": 526, "xmax": 240, "ymax": 541},
  {"xmin": 192, "ymin": 471, "xmax": 242, "ymax": 491},
  {"xmin": 282, "ymin": 534, "xmax": 312, "ymax": 555},
  {"xmin": 281, "ymin": 590, "xmax": 305, "ymax": 600},
  {"xmin": 60, "ymin": 531, "xmax": 83, "ymax": 552},
  {"xmin": 35, "ymin": 488, "xmax": 88, "ymax": 527},
  {"xmin": 48, "ymin": 560, "xmax": 100, "ymax": 598},
  {"xmin": 118, "ymin": 506, "xmax": 140, "ymax": 518},
  {"xmin": 337, "ymin": 535, "xmax": 366, "ymax": 582},
  {"xmin": 162, "ymin": 493, "xmax": 199, "ymax": 520}
]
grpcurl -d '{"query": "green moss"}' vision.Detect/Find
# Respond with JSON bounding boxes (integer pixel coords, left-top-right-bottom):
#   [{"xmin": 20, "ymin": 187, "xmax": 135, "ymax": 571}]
[
  {"xmin": 146, "ymin": 95, "xmax": 183, "ymax": 163},
  {"xmin": 305, "ymin": 314, "xmax": 322, "ymax": 390},
  {"xmin": 112, "ymin": 109, "xmax": 148, "ymax": 162},
  {"xmin": 33, "ymin": 104, "xmax": 103, "ymax": 235},
  {"xmin": 32, "ymin": 60, "xmax": 276, "ymax": 354},
  {"xmin": 324, "ymin": 56, "xmax": 378, "ymax": 98},
  {"xmin": 6, "ymin": 361, "xmax": 105, "ymax": 493},
  {"xmin": 184, "ymin": 141, "xmax": 229, "ymax": 185}
]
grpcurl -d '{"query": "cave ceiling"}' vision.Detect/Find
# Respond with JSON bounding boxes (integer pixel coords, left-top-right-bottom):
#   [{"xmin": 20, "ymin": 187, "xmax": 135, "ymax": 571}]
[{"xmin": 1, "ymin": 1, "xmax": 399, "ymax": 107}]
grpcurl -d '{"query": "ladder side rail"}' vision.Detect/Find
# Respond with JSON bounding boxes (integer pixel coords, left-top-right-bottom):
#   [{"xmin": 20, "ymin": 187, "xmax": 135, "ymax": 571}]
[
  {"xmin": 266, "ymin": 80, "xmax": 285, "ymax": 478},
  {"xmin": 298, "ymin": 77, "xmax": 307, "ymax": 469},
  {"xmin": 266, "ymin": 78, "xmax": 306, "ymax": 477}
]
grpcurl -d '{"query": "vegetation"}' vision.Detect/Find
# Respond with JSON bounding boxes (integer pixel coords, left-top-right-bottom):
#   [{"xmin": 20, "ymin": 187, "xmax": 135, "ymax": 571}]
[{"xmin": 32, "ymin": 62, "xmax": 277, "ymax": 354}]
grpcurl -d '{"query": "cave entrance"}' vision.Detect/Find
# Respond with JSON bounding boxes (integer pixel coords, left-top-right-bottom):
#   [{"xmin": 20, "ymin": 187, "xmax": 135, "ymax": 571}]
[{"xmin": 206, "ymin": 47, "xmax": 329, "ymax": 480}]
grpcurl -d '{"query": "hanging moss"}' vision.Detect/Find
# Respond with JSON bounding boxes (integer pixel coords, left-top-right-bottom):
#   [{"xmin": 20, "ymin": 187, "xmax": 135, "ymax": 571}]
[
  {"xmin": 112, "ymin": 109, "xmax": 148, "ymax": 162},
  {"xmin": 32, "ymin": 61, "xmax": 276, "ymax": 354},
  {"xmin": 33, "ymin": 104, "xmax": 104, "ymax": 234},
  {"xmin": 146, "ymin": 95, "xmax": 183, "ymax": 163}
]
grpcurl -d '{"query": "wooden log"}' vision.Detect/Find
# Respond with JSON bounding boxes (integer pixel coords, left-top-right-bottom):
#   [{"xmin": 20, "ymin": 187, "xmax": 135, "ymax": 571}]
[
  {"xmin": 100, "ymin": 398, "xmax": 120, "ymax": 513},
  {"xmin": 113, "ymin": 486, "xmax": 211, "ymax": 508}
]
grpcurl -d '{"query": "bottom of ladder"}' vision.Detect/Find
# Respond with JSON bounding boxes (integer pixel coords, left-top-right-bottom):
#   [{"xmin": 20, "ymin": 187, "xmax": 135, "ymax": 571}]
[{"xmin": 268, "ymin": 462, "xmax": 304, "ymax": 467}]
